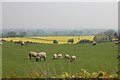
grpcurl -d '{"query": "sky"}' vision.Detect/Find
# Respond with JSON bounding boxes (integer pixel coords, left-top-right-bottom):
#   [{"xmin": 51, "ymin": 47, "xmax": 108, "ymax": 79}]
[
  {"xmin": 1, "ymin": 0, "xmax": 119, "ymax": 2},
  {"xmin": 2, "ymin": 2, "xmax": 118, "ymax": 30}
]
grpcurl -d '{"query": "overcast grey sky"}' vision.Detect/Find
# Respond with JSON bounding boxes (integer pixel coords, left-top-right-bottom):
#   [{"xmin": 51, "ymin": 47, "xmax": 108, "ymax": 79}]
[{"xmin": 2, "ymin": 2, "xmax": 118, "ymax": 30}]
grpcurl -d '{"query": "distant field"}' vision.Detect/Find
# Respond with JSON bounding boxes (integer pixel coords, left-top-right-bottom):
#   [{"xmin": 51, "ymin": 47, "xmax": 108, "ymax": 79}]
[
  {"xmin": 1, "ymin": 36, "xmax": 94, "ymax": 44},
  {"xmin": 2, "ymin": 41, "xmax": 118, "ymax": 78}
]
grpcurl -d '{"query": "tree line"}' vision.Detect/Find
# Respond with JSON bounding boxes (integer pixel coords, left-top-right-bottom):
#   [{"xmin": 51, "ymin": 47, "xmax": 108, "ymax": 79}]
[
  {"xmin": 53, "ymin": 29, "xmax": 119, "ymax": 44},
  {"xmin": 93, "ymin": 29, "xmax": 119, "ymax": 42},
  {"xmin": 1, "ymin": 29, "xmax": 102, "ymax": 37},
  {"xmin": 1, "ymin": 31, "xmax": 27, "ymax": 37}
]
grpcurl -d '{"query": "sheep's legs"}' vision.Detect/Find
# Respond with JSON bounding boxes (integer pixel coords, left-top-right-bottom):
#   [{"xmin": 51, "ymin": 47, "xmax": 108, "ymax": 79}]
[
  {"xmin": 117, "ymin": 56, "xmax": 120, "ymax": 59},
  {"xmin": 29, "ymin": 55, "xmax": 31, "ymax": 60},
  {"xmin": 43, "ymin": 57, "xmax": 45, "ymax": 61},
  {"xmin": 36, "ymin": 58, "xmax": 38, "ymax": 62}
]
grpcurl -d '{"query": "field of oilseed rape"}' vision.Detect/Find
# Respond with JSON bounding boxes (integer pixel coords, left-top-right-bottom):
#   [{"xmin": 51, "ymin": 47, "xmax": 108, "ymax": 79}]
[{"xmin": 1, "ymin": 36, "xmax": 94, "ymax": 44}]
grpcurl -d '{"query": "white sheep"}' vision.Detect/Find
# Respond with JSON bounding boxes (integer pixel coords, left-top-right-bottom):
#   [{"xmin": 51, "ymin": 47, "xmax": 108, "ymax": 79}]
[
  {"xmin": 93, "ymin": 42, "xmax": 97, "ymax": 46},
  {"xmin": 21, "ymin": 41, "xmax": 25, "ymax": 46},
  {"xmin": 53, "ymin": 54, "xmax": 58, "ymax": 59},
  {"xmin": 36, "ymin": 52, "xmax": 46, "ymax": 62},
  {"xmin": 65, "ymin": 54, "xmax": 70, "ymax": 59},
  {"xmin": 115, "ymin": 42, "xmax": 118, "ymax": 44},
  {"xmin": 28, "ymin": 52, "xmax": 37, "ymax": 60},
  {"xmin": 58, "ymin": 54, "xmax": 62, "ymax": 58},
  {"xmin": 70, "ymin": 56, "xmax": 76, "ymax": 62}
]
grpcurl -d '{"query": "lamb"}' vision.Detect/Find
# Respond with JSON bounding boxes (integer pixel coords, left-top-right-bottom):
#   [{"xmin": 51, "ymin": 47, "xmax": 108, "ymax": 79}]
[{"xmin": 36, "ymin": 52, "xmax": 46, "ymax": 62}]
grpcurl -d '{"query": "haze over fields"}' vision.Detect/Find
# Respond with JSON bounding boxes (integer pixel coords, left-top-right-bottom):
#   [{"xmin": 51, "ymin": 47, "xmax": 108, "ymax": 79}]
[
  {"xmin": 1, "ymin": 2, "xmax": 118, "ymax": 36},
  {"xmin": 2, "ymin": 2, "xmax": 118, "ymax": 29}
]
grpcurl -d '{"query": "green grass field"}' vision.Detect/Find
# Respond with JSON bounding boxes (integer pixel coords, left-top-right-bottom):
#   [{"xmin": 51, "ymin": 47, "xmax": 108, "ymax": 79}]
[{"xmin": 2, "ymin": 41, "xmax": 118, "ymax": 78}]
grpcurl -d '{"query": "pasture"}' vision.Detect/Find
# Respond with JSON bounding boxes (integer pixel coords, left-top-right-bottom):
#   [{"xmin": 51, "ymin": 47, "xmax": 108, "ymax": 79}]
[{"xmin": 2, "ymin": 41, "xmax": 118, "ymax": 78}]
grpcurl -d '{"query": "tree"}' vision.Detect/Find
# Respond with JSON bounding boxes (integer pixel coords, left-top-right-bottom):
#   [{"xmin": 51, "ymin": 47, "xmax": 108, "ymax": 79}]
[
  {"xmin": 1, "ymin": 33, "xmax": 7, "ymax": 38},
  {"xmin": 55, "ymin": 32, "xmax": 58, "ymax": 36},
  {"xmin": 78, "ymin": 31, "xmax": 83, "ymax": 35},
  {"xmin": 68, "ymin": 39, "xmax": 74, "ymax": 44},
  {"xmin": 114, "ymin": 32, "xmax": 118, "ymax": 40},
  {"xmin": 7, "ymin": 31, "xmax": 17, "ymax": 37},
  {"xmin": 118, "ymin": 34, "xmax": 120, "ymax": 41},
  {"xmin": 78, "ymin": 39, "xmax": 90, "ymax": 44},
  {"xmin": 104, "ymin": 29, "xmax": 115, "ymax": 41},
  {"xmin": 93, "ymin": 29, "xmax": 116, "ymax": 42},
  {"xmin": 53, "ymin": 40, "xmax": 58, "ymax": 44},
  {"xmin": 32, "ymin": 30, "xmax": 45, "ymax": 36},
  {"xmin": 19, "ymin": 32, "xmax": 27, "ymax": 37}
]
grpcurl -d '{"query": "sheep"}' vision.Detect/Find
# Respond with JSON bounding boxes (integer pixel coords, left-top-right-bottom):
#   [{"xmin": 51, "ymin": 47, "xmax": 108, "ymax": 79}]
[
  {"xmin": 53, "ymin": 54, "xmax": 58, "ymax": 59},
  {"xmin": 65, "ymin": 54, "xmax": 70, "ymax": 59},
  {"xmin": 115, "ymin": 41, "xmax": 120, "ymax": 45},
  {"xmin": 36, "ymin": 52, "xmax": 46, "ymax": 62},
  {"xmin": 70, "ymin": 56, "xmax": 76, "ymax": 62},
  {"xmin": 28, "ymin": 52, "xmax": 37, "ymax": 60},
  {"xmin": 25, "ymin": 41, "xmax": 32, "ymax": 45},
  {"xmin": 15, "ymin": 40, "xmax": 24, "ymax": 45},
  {"xmin": 21, "ymin": 41, "xmax": 25, "ymax": 46},
  {"xmin": 58, "ymin": 54, "xmax": 62, "ymax": 58},
  {"xmin": 115, "ymin": 42, "xmax": 118, "ymax": 44},
  {"xmin": 93, "ymin": 42, "xmax": 97, "ymax": 46}
]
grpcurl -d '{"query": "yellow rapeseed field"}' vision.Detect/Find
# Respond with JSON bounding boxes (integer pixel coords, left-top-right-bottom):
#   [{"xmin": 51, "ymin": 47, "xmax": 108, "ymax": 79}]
[{"xmin": 1, "ymin": 36, "xmax": 94, "ymax": 44}]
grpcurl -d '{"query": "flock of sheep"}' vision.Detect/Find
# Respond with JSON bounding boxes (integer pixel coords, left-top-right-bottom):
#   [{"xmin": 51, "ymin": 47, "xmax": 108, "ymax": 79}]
[
  {"xmin": 1, "ymin": 39, "xmax": 120, "ymax": 60},
  {"xmin": 15, "ymin": 40, "xmax": 39, "ymax": 45},
  {"xmin": 28, "ymin": 41, "xmax": 120, "ymax": 62},
  {"xmin": 53, "ymin": 53, "xmax": 76, "ymax": 62},
  {"xmin": 28, "ymin": 52, "xmax": 76, "ymax": 62}
]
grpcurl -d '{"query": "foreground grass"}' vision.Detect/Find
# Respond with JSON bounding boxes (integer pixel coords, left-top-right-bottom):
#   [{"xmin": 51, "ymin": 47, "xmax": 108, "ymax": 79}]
[{"xmin": 2, "ymin": 41, "xmax": 118, "ymax": 78}]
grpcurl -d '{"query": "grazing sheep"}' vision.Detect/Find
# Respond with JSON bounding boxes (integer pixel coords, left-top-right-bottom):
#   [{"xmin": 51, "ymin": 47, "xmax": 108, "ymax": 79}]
[
  {"xmin": 93, "ymin": 42, "xmax": 97, "ymax": 46},
  {"xmin": 29, "ymin": 52, "xmax": 37, "ymax": 60},
  {"xmin": 25, "ymin": 41, "xmax": 32, "ymax": 45},
  {"xmin": 15, "ymin": 40, "xmax": 25, "ymax": 45},
  {"xmin": 65, "ymin": 54, "xmax": 70, "ymax": 59},
  {"xmin": 36, "ymin": 52, "xmax": 46, "ymax": 62},
  {"xmin": 70, "ymin": 56, "xmax": 76, "ymax": 62},
  {"xmin": 21, "ymin": 41, "xmax": 25, "ymax": 46},
  {"xmin": 58, "ymin": 54, "xmax": 62, "ymax": 58},
  {"xmin": 115, "ymin": 41, "xmax": 120, "ymax": 45},
  {"xmin": 53, "ymin": 54, "xmax": 58, "ymax": 59}
]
